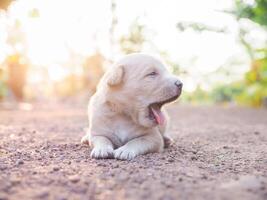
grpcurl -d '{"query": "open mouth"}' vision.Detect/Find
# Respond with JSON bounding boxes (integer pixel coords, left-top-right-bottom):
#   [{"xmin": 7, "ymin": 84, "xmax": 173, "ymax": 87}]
[{"xmin": 148, "ymin": 93, "xmax": 180, "ymax": 125}]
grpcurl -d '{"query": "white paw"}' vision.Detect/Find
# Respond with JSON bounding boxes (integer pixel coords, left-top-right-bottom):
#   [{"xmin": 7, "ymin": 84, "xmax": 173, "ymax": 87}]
[
  {"xmin": 90, "ymin": 146, "xmax": 114, "ymax": 159},
  {"xmin": 114, "ymin": 146, "xmax": 138, "ymax": 160}
]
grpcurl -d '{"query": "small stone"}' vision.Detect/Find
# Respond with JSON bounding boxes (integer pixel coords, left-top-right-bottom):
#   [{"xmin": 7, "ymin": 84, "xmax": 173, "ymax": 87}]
[
  {"xmin": 0, "ymin": 165, "xmax": 7, "ymax": 170},
  {"xmin": 53, "ymin": 166, "xmax": 60, "ymax": 171},
  {"xmin": 254, "ymin": 131, "xmax": 260, "ymax": 135},
  {"xmin": 16, "ymin": 159, "xmax": 24, "ymax": 165},
  {"xmin": 10, "ymin": 176, "xmax": 21, "ymax": 184},
  {"xmin": 191, "ymin": 156, "xmax": 197, "ymax": 161},
  {"xmin": 164, "ymin": 182, "xmax": 173, "ymax": 188},
  {"xmin": 167, "ymin": 158, "xmax": 174, "ymax": 163},
  {"xmin": 178, "ymin": 177, "xmax": 183, "ymax": 182},
  {"xmin": 97, "ymin": 163, "xmax": 106, "ymax": 167},
  {"xmin": 68, "ymin": 175, "xmax": 80, "ymax": 183},
  {"xmin": 201, "ymin": 175, "xmax": 208, "ymax": 180}
]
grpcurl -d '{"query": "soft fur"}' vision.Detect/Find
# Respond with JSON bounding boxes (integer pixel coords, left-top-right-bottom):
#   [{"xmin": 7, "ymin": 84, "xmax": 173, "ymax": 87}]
[{"xmin": 81, "ymin": 53, "xmax": 182, "ymax": 160}]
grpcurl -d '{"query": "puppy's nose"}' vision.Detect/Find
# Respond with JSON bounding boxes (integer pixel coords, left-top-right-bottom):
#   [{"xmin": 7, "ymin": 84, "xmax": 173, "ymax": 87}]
[{"xmin": 175, "ymin": 80, "xmax": 183, "ymax": 89}]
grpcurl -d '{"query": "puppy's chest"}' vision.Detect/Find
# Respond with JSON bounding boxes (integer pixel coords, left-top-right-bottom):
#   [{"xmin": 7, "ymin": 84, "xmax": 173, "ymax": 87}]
[{"xmin": 113, "ymin": 117, "xmax": 145, "ymax": 145}]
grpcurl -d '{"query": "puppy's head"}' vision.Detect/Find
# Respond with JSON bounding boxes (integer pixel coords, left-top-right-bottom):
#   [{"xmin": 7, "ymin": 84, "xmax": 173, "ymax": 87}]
[{"xmin": 104, "ymin": 53, "xmax": 182, "ymax": 128}]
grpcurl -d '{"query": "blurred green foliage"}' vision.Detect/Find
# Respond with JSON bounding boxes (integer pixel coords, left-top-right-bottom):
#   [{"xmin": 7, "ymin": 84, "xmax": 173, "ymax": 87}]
[
  {"xmin": 235, "ymin": 0, "xmax": 267, "ymax": 27},
  {"xmin": 237, "ymin": 57, "xmax": 267, "ymax": 106},
  {"xmin": 233, "ymin": 0, "xmax": 267, "ymax": 106},
  {"xmin": 185, "ymin": 56, "xmax": 267, "ymax": 106},
  {"xmin": 183, "ymin": 0, "xmax": 267, "ymax": 107}
]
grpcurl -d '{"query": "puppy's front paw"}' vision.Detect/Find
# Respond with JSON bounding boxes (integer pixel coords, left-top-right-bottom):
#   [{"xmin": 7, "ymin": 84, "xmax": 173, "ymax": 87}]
[
  {"xmin": 114, "ymin": 146, "xmax": 137, "ymax": 160},
  {"xmin": 90, "ymin": 146, "xmax": 114, "ymax": 159}
]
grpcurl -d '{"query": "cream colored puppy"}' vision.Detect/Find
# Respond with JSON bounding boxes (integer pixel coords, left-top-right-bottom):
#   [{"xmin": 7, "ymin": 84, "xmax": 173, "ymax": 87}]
[{"xmin": 81, "ymin": 53, "xmax": 182, "ymax": 160}]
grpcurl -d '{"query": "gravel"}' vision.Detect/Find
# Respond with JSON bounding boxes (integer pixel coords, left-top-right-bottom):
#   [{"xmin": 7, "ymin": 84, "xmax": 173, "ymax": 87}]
[{"xmin": 0, "ymin": 103, "xmax": 267, "ymax": 200}]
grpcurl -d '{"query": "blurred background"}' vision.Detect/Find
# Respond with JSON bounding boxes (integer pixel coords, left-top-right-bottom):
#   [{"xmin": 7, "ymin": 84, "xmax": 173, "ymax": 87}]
[{"xmin": 0, "ymin": 0, "xmax": 266, "ymax": 110}]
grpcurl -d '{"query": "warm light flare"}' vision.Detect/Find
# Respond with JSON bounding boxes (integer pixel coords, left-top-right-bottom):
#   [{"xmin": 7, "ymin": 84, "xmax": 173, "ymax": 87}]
[{"xmin": 0, "ymin": 0, "xmax": 265, "ymax": 96}]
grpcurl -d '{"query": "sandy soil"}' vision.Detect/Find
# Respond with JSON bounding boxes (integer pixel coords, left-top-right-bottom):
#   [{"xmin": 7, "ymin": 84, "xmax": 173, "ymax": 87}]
[{"xmin": 0, "ymin": 103, "xmax": 267, "ymax": 200}]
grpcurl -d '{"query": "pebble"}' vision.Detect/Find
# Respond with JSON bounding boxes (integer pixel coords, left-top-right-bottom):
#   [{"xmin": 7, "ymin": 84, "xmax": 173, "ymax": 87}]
[
  {"xmin": 201, "ymin": 175, "xmax": 208, "ymax": 180},
  {"xmin": 254, "ymin": 131, "xmax": 260, "ymax": 135},
  {"xmin": 53, "ymin": 166, "xmax": 60, "ymax": 171},
  {"xmin": 0, "ymin": 165, "xmax": 8, "ymax": 170},
  {"xmin": 68, "ymin": 175, "xmax": 80, "ymax": 183},
  {"xmin": 10, "ymin": 176, "xmax": 21, "ymax": 185},
  {"xmin": 191, "ymin": 156, "xmax": 197, "ymax": 161},
  {"xmin": 97, "ymin": 163, "xmax": 106, "ymax": 167},
  {"xmin": 167, "ymin": 158, "xmax": 174, "ymax": 163},
  {"xmin": 112, "ymin": 164, "xmax": 119, "ymax": 168},
  {"xmin": 16, "ymin": 159, "xmax": 24, "ymax": 165}
]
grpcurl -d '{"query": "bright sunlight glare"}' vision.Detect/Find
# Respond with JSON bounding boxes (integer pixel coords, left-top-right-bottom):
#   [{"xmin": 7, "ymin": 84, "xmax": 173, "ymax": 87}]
[{"xmin": 0, "ymin": 0, "xmax": 264, "ymax": 92}]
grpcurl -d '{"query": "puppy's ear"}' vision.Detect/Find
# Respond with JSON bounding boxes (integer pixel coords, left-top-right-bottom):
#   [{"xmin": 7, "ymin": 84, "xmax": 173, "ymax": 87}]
[{"xmin": 107, "ymin": 65, "xmax": 124, "ymax": 86}]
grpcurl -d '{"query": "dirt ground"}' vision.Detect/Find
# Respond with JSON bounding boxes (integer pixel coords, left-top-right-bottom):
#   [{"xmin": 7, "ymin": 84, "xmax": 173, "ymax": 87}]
[{"xmin": 0, "ymin": 102, "xmax": 267, "ymax": 200}]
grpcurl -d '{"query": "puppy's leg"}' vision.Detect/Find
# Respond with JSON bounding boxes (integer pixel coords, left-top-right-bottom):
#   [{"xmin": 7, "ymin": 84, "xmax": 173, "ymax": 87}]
[
  {"xmin": 114, "ymin": 131, "xmax": 164, "ymax": 160},
  {"xmin": 90, "ymin": 136, "xmax": 114, "ymax": 159},
  {"xmin": 158, "ymin": 109, "xmax": 173, "ymax": 148}
]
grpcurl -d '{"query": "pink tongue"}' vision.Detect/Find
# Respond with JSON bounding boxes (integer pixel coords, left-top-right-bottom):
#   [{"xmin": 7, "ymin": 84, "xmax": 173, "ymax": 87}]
[{"xmin": 151, "ymin": 107, "xmax": 165, "ymax": 125}]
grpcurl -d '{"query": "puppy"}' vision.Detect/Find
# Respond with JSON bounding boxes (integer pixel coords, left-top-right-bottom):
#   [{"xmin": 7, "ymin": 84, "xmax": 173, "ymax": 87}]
[{"xmin": 81, "ymin": 53, "xmax": 182, "ymax": 160}]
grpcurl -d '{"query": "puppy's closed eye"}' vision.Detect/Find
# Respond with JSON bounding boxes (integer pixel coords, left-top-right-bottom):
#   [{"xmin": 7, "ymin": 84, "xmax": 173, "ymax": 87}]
[{"xmin": 145, "ymin": 71, "xmax": 158, "ymax": 78}]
